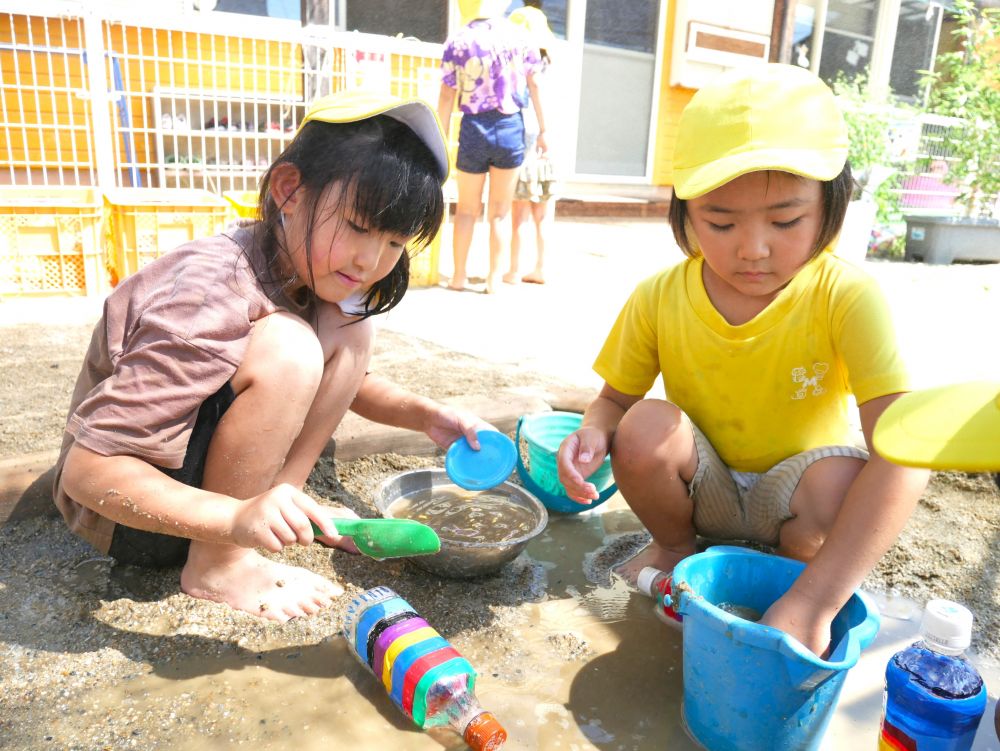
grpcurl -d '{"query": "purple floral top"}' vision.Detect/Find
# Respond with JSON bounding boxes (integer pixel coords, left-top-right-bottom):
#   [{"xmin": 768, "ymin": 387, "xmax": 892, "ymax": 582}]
[{"xmin": 441, "ymin": 18, "xmax": 542, "ymax": 115}]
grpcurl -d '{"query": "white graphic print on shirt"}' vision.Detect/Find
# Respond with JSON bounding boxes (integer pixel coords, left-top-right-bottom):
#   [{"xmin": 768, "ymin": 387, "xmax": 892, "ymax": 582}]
[{"xmin": 791, "ymin": 362, "xmax": 829, "ymax": 400}]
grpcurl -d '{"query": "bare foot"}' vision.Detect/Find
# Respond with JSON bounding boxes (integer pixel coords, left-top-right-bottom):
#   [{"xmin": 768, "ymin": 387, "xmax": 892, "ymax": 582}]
[
  {"xmin": 612, "ymin": 541, "xmax": 693, "ymax": 588},
  {"xmin": 447, "ymin": 275, "xmax": 467, "ymax": 291},
  {"xmin": 502, "ymin": 272, "xmax": 519, "ymax": 284},
  {"xmin": 181, "ymin": 542, "xmax": 343, "ymax": 623},
  {"xmin": 522, "ymin": 273, "xmax": 545, "ymax": 284},
  {"xmin": 485, "ymin": 274, "xmax": 501, "ymax": 294}
]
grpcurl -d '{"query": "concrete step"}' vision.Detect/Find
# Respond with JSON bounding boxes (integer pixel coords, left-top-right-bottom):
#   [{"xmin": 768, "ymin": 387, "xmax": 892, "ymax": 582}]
[
  {"xmin": 555, "ymin": 182, "xmax": 672, "ymax": 218},
  {"xmin": 444, "ymin": 182, "xmax": 673, "ymax": 219}
]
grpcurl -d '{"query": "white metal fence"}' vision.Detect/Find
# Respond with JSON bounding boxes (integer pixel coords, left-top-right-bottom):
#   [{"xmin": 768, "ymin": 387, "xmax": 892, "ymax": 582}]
[
  {"xmin": 1, "ymin": 1, "xmax": 444, "ymax": 196},
  {"xmin": 895, "ymin": 113, "xmax": 966, "ymax": 216}
]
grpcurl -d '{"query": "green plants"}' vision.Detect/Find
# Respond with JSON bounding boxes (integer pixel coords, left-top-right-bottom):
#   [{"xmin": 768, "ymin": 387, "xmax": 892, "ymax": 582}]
[
  {"xmin": 832, "ymin": 73, "xmax": 915, "ymax": 258},
  {"xmin": 833, "ymin": 73, "xmax": 908, "ymax": 215},
  {"xmin": 903, "ymin": 0, "xmax": 1000, "ymax": 263},
  {"xmin": 920, "ymin": 0, "xmax": 1000, "ymax": 219}
]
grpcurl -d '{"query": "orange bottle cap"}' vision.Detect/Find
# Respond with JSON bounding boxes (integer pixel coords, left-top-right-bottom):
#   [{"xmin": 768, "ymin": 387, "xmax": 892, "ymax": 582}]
[{"xmin": 464, "ymin": 711, "xmax": 507, "ymax": 750}]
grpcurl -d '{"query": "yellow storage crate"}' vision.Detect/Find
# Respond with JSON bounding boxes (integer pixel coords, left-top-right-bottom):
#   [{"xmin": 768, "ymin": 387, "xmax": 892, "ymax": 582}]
[
  {"xmin": 408, "ymin": 228, "xmax": 441, "ymax": 288},
  {"xmin": 105, "ymin": 188, "xmax": 229, "ymax": 284},
  {"xmin": 223, "ymin": 189, "xmax": 260, "ymax": 220},
  {"xmin": 0, "ymin": 186, "xmax": 107, "ymax": 297}
]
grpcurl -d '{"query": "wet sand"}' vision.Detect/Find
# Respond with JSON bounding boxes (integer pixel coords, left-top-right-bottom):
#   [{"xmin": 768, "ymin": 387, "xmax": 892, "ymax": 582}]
[
  {"xmin": 3, "ymin": 450, "xmax": 999, "ymax": 750},
  {"xmin": 0, "ymin": 451, "xmax": 697, "ymax": 750},
  {"xmin": 3, "ymin": 218, "xmax": 1000, "ymax": 748}
]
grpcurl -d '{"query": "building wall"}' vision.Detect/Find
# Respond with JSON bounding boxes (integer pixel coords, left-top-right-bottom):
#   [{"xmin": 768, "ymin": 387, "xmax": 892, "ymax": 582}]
[{"xmin": 652, "ymin": 0, "xmax": 695, "ymax": 186}]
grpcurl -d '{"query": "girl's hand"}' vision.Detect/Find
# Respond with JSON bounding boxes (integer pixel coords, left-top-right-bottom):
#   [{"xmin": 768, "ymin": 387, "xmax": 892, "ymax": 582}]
[
  {"xmin": 557, "ymin": 427, "xmax": 610, "ymax": 504},
  {"xmin": 424, "ymin": 403, "xmax": 494, "ymax": 451},
  {"xmin": 536, "ymin": 131, "xmax": 549, "ymax": 157},
  {"xmin": 230, "ymin": 483, "xmax": 358, "ymax": 553},
  {"xmin": 312, "ymin": 505, "xmax": 362, "ymax": 554}
]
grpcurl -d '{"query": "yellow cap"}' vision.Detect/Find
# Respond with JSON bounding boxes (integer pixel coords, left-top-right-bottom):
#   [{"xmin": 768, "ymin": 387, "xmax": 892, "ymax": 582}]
[
  {"xmin": 508, "ymin": 6, "xmax": 555, "ymax": 47},
  {"xmin": 873, "ymin": 382, "xmax": 1000, "ymax": 471},
  {"xmin": 672, "ymin": 63, "xmax": 848, "ymax": 200},
  {"xmin": 300, "ymin": 88, "xmax": 449, "ymax": 182},
  {"xmin": 459, "ymin": 0, "xmax": 510, "ymax": 24}
]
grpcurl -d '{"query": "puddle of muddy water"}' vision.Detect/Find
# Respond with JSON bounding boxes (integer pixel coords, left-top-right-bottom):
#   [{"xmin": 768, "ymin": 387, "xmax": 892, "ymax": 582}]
[{"xmin": 27, "ymin": 495, "xmax": 700, "ymax": 750}]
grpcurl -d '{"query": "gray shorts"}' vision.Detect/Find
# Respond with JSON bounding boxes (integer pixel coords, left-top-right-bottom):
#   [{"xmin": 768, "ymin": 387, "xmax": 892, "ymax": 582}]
[{"xmin": 687, "ymin": 420, "xmax": 868, "ymax": 547}]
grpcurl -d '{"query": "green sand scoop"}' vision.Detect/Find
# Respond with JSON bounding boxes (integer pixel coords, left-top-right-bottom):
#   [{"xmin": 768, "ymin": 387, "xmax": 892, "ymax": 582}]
[{"xmin": 311, "ymin": 518, "xmax": 441, "ymax": 560}]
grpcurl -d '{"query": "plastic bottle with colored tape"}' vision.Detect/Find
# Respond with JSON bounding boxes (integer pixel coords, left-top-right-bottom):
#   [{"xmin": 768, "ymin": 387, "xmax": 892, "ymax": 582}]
[
  {"xmin": 343, "ymin": 586, "xmax": 507, "ymax": 750},
  {"xmin": 637, "ymin": 567, "xmax": 682, "ymax": 625},
  {"xmin": 879, "ymin": 599, "xmax": 987, "ymax": 751}
]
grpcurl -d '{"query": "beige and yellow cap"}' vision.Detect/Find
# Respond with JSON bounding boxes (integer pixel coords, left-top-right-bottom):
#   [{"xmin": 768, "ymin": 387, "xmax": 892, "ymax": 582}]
[
  {"xmin": 873, "ymin": 381, "xmax": 1000, "ymax": 471},
  {"xmin": 300, "ymin": 88, "xmax": 449, "ymax": 182},
  {"xmin": 459, "ymin": 0, "xmax": 510, "ymax": 24},
  {"xmin": 508, "ymin": 6, "xmax": 555, "ymax": 47},
  {"xmin": 672, "ymin": 63, "xmax": 848, "ymax": 200}
]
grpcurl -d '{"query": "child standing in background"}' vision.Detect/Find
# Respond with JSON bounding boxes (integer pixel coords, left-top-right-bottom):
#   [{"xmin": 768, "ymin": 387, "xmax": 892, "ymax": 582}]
[
  {"xmin": 437, "ymin": 0, "xmax": 548, "ymax": 294},
  {"xmin": 508, "ymin": 1, "xmax": 557, "ymax": 286},
  {"xmin": 55, "ymin": 90, "xmax": 494, "ymax": 623},
  {"xmin": 557, "ymin": 64, "xmax": 930, "ymax": 656}
]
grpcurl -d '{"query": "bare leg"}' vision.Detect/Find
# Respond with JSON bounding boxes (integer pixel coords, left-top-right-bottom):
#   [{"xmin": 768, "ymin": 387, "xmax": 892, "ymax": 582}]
[
  {"xmin": 181, "ymin": 308, "xmax": 371, "ymax": 622},
  {"xmin": 506, "ymin": 200, "xmax": 530, "ymax": 284},
  {"xmin": 777, "ymin": 456, "xmax": 865, "ymax": 561},
  {"xmin": 522, "ymin": 198, "xmax": 553, "ymax": 284},
  {"xmin": 609, "ymin": 400, "xmax": 700, "ymax": 585},
  {"xmin": 450, "ymin": 170, "xmax": 486, "ymax": 290},
  {"xmin": 484, "ymin": 164, "xmax": 519, "ymax": 293}
]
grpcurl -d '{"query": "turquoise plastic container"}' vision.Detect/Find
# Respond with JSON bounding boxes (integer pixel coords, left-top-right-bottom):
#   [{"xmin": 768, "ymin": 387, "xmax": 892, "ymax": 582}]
[
  {"xmin": 671, "ymin": 546, "xmax": 880, "ymax": 751},
  {"xmin": 515, "ymin": 411, "xmax": 616, "ymax": 513}
]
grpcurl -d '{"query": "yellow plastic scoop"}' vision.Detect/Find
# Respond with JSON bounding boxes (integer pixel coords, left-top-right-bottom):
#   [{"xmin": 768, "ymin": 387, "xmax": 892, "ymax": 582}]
[{"xmin": 311, "ymin": 518, "xmax": 441, "ymax": 560}]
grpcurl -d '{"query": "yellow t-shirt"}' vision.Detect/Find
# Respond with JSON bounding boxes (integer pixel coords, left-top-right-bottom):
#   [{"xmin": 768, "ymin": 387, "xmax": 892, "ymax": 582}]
[{"xmin": 593, "ymin": 253, "xmax": 909, "ymax": 472}]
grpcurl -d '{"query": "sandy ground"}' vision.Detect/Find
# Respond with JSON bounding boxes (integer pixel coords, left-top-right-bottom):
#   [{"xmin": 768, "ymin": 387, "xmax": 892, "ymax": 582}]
[{"xmin": 2, "ymin": 218, "xmax": 999, "ymax": 749}]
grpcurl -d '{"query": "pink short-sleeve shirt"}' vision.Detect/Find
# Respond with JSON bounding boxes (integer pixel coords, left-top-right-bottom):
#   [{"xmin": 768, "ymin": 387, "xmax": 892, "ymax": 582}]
[{"xmin": 53, "ymin": 225, "xmax": 287, "ymax": 553}]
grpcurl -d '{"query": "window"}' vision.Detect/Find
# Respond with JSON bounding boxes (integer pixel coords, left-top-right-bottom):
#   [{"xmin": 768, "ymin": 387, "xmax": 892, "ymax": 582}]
[
  {"xmin": 889, "ymin": 1, "xmax": 943, "ymax": 103},
  {"xmin": 817, "ymin": 0, "xmax": 880, "ymax": 82},
  {"xmin": 793, "ymin": 0, "xmax": 944, "ymax": 104},
  {"xmin": 584, "ymin": 0, "xmax": 657, "ymax": 53},
  {"xmin": 343, "ymin": 0, "xmax": 448, "ymax": 44},
  {"xmin": 211, "ymin": 0, "xmax": 300, "ymax": 21}
]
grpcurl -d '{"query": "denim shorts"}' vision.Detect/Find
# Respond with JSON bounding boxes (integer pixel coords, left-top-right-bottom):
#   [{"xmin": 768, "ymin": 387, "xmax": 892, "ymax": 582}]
[
  {"xmin": 456, "ymin": 110, "xmax": 526, "ymax": 173},
  {"xmin": 107, "ymin": 382, "xmax": 236, "ymax": 568}
]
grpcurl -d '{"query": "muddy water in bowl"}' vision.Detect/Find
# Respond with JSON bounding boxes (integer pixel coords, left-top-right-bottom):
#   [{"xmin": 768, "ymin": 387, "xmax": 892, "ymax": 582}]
[
  {"xmin": 375, "ymin": 469, "xmax": 548, "ymax": 579},
  {"xmin": 388, "ymin": 487, "xmax": 538, "ymax": 545}
]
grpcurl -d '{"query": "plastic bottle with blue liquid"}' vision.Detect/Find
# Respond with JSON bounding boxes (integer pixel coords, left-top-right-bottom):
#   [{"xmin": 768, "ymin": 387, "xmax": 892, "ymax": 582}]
[{"xmin": 879, "ymin": 599, "xmax": 987, "ymax": 751}]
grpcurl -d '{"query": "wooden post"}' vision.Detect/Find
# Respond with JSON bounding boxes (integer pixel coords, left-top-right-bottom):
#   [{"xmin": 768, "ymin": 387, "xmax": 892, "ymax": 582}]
[{"xmin": 769, "ymin": 0, "xmax": 798, "ymax": 64}]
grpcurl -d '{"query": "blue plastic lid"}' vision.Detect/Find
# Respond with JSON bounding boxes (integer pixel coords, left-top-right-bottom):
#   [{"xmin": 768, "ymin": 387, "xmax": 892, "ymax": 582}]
[{"xmin": 445, "ymin": 431, "xmax": 517, "ymax": 491}]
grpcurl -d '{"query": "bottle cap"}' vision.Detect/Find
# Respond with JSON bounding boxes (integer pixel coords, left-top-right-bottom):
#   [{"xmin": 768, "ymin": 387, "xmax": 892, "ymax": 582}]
[
  {"xmin": 920, "ymin": 599, "xmax": 973, "ymax": 653},
  {"xmin": 636, "ymin": 566, "xmax": 665, "ymax": 597},
  {"xmin": 464, "ymin": 711, "xmax": 508, "ymax": 751}
]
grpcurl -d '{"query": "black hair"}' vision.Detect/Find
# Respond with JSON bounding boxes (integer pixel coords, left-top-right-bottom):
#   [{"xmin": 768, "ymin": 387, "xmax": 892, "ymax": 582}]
[
  {"xmin": 668, "ymin": 163, "xmax": 854, "ymax": 259},
  {"xmin": 252, "ymin": 114, "xmax": 444, "ymax": 321}
]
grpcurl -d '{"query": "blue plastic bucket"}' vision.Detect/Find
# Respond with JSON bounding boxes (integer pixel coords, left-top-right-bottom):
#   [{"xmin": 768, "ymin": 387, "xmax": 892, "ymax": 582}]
[
  {"xmin": 515, "ymin": 412, "xmax": 616, "ymax": 513},
  {"xmin": 671, "ymin": 546, "xmax": 880, "ymax": 751}
]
